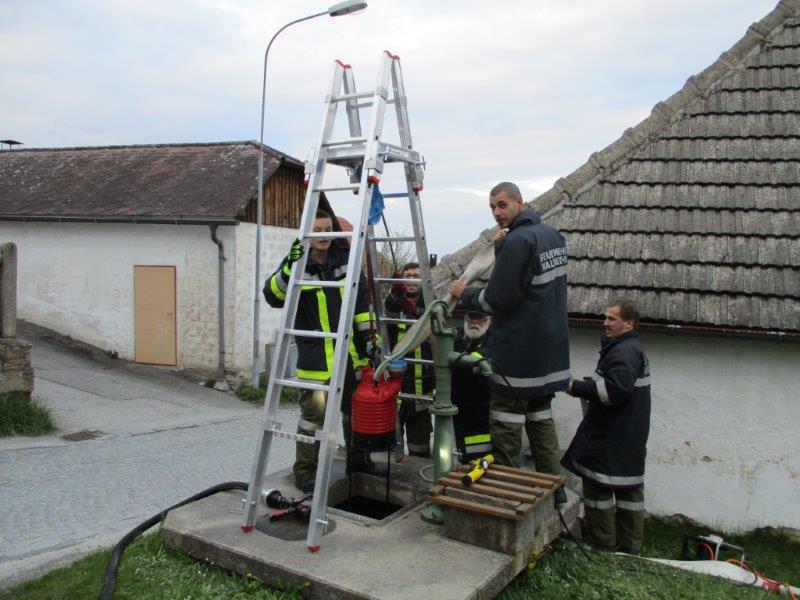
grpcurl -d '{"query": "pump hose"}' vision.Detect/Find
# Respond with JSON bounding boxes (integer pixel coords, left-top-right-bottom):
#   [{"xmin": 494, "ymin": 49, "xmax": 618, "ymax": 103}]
[{"xmin": 100, "ymin": 481, "xmax": 248, "ymax": 600}]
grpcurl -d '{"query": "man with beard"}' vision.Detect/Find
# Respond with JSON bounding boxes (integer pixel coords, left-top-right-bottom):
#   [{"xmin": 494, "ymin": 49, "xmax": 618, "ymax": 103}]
[
  {"xmin": 451, "ymin": 309, "xmax": 493, "ymax": 462},
  {"xmin": 449, "ymin": 182, "xmax": 569, "ymax": 505},
  {"xmin": 263, "ymin": 209, "xmax": 373, "ymax": 493},
  {"xmin": 562, "ymin": 298, "xmax": 651, "ymax": 554},
  {"xmin": 385, "ymin": 262, "xmax": 433, "ymax": 457}
]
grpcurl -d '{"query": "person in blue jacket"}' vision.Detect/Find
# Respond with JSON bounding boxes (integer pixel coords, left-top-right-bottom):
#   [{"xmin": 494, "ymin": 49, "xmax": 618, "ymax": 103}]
[
  {"xmin": 563, "ymin": 298, "xmax": 651, "ymax": 554},
  {"xmin": 449, "ymin": 182, "xmax": 570, "ymax": 504}
]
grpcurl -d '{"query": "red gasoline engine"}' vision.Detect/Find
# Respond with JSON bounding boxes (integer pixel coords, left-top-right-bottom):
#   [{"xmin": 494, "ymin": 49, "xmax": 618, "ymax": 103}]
[{"xmin": 351, "ymin": 364, "xmax": 404, "ymax": 451}]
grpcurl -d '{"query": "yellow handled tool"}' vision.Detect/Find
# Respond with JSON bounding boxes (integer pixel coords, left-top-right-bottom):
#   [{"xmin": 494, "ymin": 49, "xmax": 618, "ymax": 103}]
[{"xmin": 461, "ymin": 454, "xmax": 494, "ymax": 486}]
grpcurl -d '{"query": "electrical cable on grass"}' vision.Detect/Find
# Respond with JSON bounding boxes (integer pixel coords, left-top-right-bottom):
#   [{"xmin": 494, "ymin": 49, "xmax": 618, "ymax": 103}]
[
  {"xmin": 100, "ymin": 481, "xmax": 248, "ymax": 600},
  {"xmin": 556, "ymin": 503, "xmax": 592, "ymax": 562}
]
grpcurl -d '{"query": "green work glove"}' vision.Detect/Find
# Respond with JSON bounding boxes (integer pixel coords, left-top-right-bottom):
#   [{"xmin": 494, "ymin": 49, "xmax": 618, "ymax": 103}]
[{"xmin": 286, "ymin": 238, "xmax": 304, "ymax": 266}]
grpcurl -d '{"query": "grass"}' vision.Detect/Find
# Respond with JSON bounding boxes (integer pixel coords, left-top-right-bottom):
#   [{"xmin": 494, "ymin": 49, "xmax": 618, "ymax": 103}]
[
  {"xmin": 2, "ymin": 516, "xmax": 797, "ymax": 599},
  {"xmin": 500, "ymin": 516, "xmax": 800, "ymax": 600},
  {"xmin": 0, "ymin": 530, "xmax": 301, "ymax": 600},
  {"xmin": 235, "ymin": 382, "xmax": 300, "ymax": 406},
  {"xmin": 0, "ymin": 391, "xmax": 55, "ymax": 437}
]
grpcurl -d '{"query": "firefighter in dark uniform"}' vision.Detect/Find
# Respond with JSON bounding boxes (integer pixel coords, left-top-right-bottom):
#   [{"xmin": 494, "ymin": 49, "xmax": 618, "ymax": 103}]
[
  {"xmin": 263, "ymin": 209, "xmax": 373, "ymax": 493},
  {"xmin": 563, "ymin": 298, "xmax": 651, "ymax": 554},
  {"xmin": 385, "ymin": 262, "xmax": 433, "ymax": 457},
  {"xmin": 451, "ymin": 309, "xmax": 492, "ymax": 462},
  {"xmin": 449, "ymin": 181, "xmax": 570, "ymax": 504}
]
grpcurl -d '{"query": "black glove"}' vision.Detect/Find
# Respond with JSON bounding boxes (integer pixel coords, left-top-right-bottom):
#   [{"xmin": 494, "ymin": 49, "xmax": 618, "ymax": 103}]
[{"xmin": 286, "ymin": 238, "xmax": 304, "ymax": 266}]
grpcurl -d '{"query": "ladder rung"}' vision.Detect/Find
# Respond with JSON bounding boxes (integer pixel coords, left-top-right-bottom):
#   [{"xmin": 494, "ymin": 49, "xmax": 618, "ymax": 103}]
[
  {"xmin": 382, "ymin": 192, "xmax": 410, "ymax": 198},
  {"xmin": 398, "ymin": 393, "xmax": 434, "ymax": 403},
  {"xmin": 375, "ymin": 277, "xmax": 421, "ymax": 285},
  {"xmin": 323, "ymin": 138, "xmax": 367, "ymax": 147},
  {"xmin": 270, "ymin": 429, "xmax": 317, "ymax": 444},
  {"xmin": 304, "ymin": 231, "xmax": 354, "ymax": 239},
  {"xmin": 285, "ymin": 328, "xmax": 339, "ymax": 340},
  {"xmin": 275, "ymin": 378, "xmax": 330, "ymax": 392},
  {"xmin": 405, "ymin": 358, "xmax": 434, "ymax": 366},
  {"xmin": 294, "ymin": 280, "xmax": 344, "ymax": 288},
  {"xmin": 381, "ymin": 317, "xmax": 418, "ymax": 325},
  {"xmin": 314, "ymin": 185, "xmax": 360, "ymax": 192},
  {"xmin": 369, "ymin": 236, "xmax": 416, "ymax": 243},
  {"xmin": 331, "ymin": 91, "xmax": 374, "ymax": 102}
]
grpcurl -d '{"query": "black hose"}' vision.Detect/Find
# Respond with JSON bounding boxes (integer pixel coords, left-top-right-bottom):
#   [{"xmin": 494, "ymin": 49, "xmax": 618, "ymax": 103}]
[
  {"xmin": 100, "ymin": 481, "xmax": 248, "ymax": 600},
  {"xmin": 556, "ymin": 502, "xmax": 592, "ymax": 562}
]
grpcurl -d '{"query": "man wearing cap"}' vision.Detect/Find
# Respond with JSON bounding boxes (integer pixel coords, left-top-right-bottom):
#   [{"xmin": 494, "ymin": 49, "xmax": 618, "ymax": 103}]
[
  {"xmin": 449, "ymin": 182, "xmax": 570, "ymax": 503},
  {"xmin": 385, "ymin": 262, "xmax": 434, "ymax": 457},
  {"xmin": 451, "ymin": 309, "xmax": 492, "ymax": 462}
]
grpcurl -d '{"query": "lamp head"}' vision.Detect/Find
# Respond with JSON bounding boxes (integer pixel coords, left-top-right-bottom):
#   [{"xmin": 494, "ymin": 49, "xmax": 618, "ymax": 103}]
[{"xmin": 328, "ymin": 0, "xmax": 367, "ymax": 17}]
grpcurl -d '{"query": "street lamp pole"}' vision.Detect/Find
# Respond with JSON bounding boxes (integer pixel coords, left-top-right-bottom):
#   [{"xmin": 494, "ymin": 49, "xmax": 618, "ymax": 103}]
[{"xmin": 252, "ymin": 1, "xmax": 368, "ymax": 386}]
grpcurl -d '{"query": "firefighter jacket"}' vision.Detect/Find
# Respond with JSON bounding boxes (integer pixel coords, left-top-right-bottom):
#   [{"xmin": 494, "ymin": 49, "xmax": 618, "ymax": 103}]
[
  {"xmin": 460, "ymin": 208, "xmax": 570, "ymax": 399},
  {"xmin": 561, "ymin": 331, "xmax": 651, "ymax": 489},
  {"xmin": 263, "ymin": 241, "xmax": 373, "ymax": 381},
  {"xmin": 452, "ymin": 328, "xmax": 492, "ymax": 460},
  {"xmin": 385, "ymin": 293, "xmax": 433, "ymax": 411}
]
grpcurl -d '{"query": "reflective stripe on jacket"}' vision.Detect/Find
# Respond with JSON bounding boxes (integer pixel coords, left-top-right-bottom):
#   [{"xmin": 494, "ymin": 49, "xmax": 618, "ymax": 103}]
[
  {"xmin": 561, "ymin": 331, "xmax": 651, "ymax": 489},
  {"xmin": 460, "ymin": 209, "xmax": 570, "ymax": 398},
  {"xmin": 263, "ymin": 242, "xmax": 373, "ymax": 380}
]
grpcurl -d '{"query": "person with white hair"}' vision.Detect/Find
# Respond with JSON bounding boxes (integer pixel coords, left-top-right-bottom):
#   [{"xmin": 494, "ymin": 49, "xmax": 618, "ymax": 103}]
[{"xmin": 451, "ymin": 309, "xmax": 493, "ymax": 462}]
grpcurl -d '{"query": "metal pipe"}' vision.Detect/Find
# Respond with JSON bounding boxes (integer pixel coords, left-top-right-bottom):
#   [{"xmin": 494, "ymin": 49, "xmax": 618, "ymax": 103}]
[
  {"xmin": 209, "ymin": 225, "xmax": 226, "ymax": 380},
  {"xmin": 421, "ymin": 300, "xmax": 459, "ymax": 526}
]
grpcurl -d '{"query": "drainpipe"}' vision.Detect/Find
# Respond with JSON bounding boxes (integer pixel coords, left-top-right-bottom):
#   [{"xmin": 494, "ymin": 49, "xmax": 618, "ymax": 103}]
[{"xmin": 209, "ymin": 226, "xmax": 226, "ymax": 380}]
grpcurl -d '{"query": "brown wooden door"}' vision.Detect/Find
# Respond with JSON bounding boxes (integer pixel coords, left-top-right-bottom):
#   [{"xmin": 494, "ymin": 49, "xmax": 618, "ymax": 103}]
[{"xmin": 133, "ymin": 266, "xmax": 177, "ymax": 365}]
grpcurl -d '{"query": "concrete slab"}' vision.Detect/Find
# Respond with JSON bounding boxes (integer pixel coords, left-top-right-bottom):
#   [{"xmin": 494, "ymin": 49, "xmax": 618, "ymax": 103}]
[{"xmin": 164, "ymin": 461, "xmax": 580, "ymax": 600}]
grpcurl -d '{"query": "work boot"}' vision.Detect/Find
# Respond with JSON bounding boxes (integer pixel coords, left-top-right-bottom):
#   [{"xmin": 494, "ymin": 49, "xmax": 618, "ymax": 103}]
[
  {"xmin": 555, "ymin": 487, "xmax": 568, "ymax": 506},
  {"xmin": 294, "ymin": 472, "xmax": 316, "ymax": 494}
]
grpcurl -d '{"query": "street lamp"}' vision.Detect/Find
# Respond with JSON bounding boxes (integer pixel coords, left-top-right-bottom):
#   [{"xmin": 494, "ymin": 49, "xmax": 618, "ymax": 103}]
[{"xmin": 252, "ymin": 1, "xmax": 368, "ymax": 385}]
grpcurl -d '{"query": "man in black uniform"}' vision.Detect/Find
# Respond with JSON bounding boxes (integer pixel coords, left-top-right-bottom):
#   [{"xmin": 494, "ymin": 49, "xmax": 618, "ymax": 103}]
[
  {"xmin": 562, "ymin": 298, "xmax": 651, "ymax": 554},
  {"xmin": 263, "ymin": 209, "xmax": 373, "ymax": 492},
  {"xmin": 452, "ymin": 309, "xmax": 492, "ymax": 462},
  {"xmin": 385, "ymin": 262, "xmax": 433, "ymax": 457},
  {"xmin": 449, "ymin": 182, "xmax": 570, "ymax": 504}
]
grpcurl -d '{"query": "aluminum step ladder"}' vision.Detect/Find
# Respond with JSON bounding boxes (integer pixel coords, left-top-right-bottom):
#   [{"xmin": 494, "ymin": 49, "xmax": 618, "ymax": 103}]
[{"xmin": 242, "ymin": 51, "xmax": 435, "ymax": 552}]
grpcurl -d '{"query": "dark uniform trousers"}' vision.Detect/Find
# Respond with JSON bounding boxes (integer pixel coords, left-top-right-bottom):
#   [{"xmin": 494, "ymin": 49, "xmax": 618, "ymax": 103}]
[
  {"xmin": 489, "ymin": 391, "xmax": 561, "ymax": 474},
  {"xmin": 582, "ymin": 478, "xmax": 645, "ymax": 552},
  {"xmin": 294, "ymin": 369, "xmax": 358, "ymax": 477},
  {"xmin": 399, "ymin": 403, "xmax": 432, "ymax": 457}
]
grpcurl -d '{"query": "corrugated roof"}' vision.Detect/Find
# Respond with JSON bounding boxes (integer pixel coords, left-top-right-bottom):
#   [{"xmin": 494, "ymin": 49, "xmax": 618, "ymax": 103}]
[
  {"xmin": 435, "ymin": 0, "xmax": 800, "ymax": 333},
  {"xmin": 0, "ymin": 141, "xmax": 302, "ymax": 221}
]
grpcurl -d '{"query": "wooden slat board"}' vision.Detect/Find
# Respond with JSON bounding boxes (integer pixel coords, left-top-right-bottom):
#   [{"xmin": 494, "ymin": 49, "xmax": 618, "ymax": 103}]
[{"xmin": 429, "ymin": 465, "xmax": 566, "ymax": 521}]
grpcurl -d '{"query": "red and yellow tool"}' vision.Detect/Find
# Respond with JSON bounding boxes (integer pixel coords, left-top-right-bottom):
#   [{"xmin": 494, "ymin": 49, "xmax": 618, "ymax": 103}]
[{"xmin": 461, "ymin": 454, "xmax": 494, "ymax": 486}]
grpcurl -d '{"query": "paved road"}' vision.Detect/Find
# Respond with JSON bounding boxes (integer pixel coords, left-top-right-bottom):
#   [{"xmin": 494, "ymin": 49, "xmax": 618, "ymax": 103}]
[{"xmin": 0, "ymin": 324, "xmax": 296, "ymax": 588}]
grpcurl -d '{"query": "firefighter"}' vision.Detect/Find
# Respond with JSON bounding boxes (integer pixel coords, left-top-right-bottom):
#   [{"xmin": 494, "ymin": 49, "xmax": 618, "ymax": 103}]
[
  {"xmin": 451, "ymin": 309, "xmax": 492, "ymax": 462},
  {"xmin": 449, "ymin": 181, "xmax": 570, "ymax": 504},
  {"xmin": 385, "ymin": 262, "xmax": 433, "ymax": 457},
  {"xmin": 562, "ymin": 298, "xmax": 651, "ymax": 554},
  {"xmin": 263, "ymin": 209, "xmax": 374, "ymax": 493}
]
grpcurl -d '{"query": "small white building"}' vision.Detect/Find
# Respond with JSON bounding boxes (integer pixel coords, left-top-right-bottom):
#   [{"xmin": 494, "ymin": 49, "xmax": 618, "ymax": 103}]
[
  {"xmin": 435, "ymin": 2, "xmax": 800, "ymax": 531},
  {"xmin": 0, "ymin": 141, "xmax": 322, "ymax": 377}
]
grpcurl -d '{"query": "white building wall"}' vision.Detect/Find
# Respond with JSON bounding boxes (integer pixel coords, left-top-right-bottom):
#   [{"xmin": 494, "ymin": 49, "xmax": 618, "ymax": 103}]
[
  {"xmin": 0, "ymin": 221, "xmax": 236, "ymax": 372},
  {"xmin": 229, "ymin": 223, "xmax": 297, "ymax": 374},
  {"xmin": 555, "ymin": 327, "xmax": 800, "ymax": 531}
]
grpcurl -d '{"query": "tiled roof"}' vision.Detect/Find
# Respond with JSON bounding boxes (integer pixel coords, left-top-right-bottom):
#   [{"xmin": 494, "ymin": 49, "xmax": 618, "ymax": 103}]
[
  {"xmin": 435, "ymin": 0, "xmax": 800, "ymax": 333},
  {"xmin": 0, "ymin": 142, "xmax": 301, "ymax": 221}
]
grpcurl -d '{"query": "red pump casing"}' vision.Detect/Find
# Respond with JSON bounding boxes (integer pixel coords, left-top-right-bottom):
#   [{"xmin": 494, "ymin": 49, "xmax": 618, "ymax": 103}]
[{"xmin": 351, "ymin": 367, "xmax": 402, "ymax": 451}]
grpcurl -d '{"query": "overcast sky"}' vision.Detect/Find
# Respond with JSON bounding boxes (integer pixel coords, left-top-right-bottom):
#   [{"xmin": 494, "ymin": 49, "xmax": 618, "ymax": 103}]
[{"xmin": 1, "ymin": 0, "xmax": 778, "ymax": 256}]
